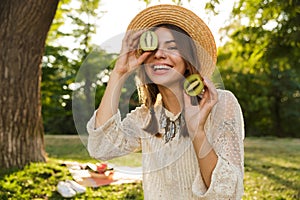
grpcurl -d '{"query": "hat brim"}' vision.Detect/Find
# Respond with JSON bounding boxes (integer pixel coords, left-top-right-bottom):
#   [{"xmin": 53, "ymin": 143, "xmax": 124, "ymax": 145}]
[{"xmin": 127, "ymin": 4, "xmax": 217, "ymax": 78}]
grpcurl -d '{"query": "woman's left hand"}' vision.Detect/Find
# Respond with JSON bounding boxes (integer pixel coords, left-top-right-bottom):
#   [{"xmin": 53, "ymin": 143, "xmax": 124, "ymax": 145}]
[{"xmin": 183, "ymin": 76, "xmax": 218, "ymax": 137}]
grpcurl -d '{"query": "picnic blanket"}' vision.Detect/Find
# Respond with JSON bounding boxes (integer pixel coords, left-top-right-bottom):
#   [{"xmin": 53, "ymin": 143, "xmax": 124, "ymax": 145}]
[{"xmin": 63, "ymin": 161, "xmax": 142, "ymax": 188}]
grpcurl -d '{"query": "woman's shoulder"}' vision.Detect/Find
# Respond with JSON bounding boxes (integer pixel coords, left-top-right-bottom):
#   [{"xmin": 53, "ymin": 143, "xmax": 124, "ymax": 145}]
[
  {"xmin": 216, "ymin": 89, "xmax": 240, "ymax": 104},
  {"xmin": 127, "ymin": 104, "xmax": 149, "ymax": 118},
  {"xmin": 214, "ymin": 89, "xmax": 243, "ymax": 115},
  {"xmin": 217, "ymin": 89, "xmax": 236, "ymax": 97},
  {"xmin": 123, "ymin": 105, "xmax": 151, "ymax": 128}
]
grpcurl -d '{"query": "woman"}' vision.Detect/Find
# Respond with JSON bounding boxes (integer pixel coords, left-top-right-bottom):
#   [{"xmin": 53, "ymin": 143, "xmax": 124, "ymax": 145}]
[{"xmin": 87, "ymin": 4, "xmax": 244, "ymax": 199}]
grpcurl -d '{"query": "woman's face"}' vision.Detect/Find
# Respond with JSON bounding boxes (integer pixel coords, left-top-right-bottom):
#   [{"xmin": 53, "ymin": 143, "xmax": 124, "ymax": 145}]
[{"xmin": 144, "ymin": 27, "xmax": 186, "ymax": 87}]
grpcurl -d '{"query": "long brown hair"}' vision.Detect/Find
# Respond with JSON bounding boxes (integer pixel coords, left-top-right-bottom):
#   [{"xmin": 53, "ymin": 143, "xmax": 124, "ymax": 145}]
[{"xmin": 136, "ymin": 24, "xmax": 201, "ymax": 136}]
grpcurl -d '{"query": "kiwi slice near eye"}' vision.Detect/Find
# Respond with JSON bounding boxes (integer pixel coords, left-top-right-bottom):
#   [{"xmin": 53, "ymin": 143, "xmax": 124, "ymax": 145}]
[
  {"xmin": 184, "ymin": 74, "xmax": 204, "ymax": 96},
  {"xmin": 139, "ymin": 31, "xmax": 158, "ymax": 51}
]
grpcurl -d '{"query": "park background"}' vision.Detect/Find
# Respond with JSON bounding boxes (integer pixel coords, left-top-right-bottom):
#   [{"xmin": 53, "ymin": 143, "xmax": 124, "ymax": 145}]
[
  {"xmin": 0, "ymin": 0, "xmax": 299, "ymax": 199},
  {"xmin": 44, "ymin": 0, "xmax": 299, "ymax": 138}
]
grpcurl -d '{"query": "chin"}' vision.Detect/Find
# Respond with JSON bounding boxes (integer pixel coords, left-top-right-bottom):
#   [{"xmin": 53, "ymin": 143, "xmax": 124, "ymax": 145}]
[{"xmin": 150, "ymin": 76, "xmax": 184, "ymax": 89}]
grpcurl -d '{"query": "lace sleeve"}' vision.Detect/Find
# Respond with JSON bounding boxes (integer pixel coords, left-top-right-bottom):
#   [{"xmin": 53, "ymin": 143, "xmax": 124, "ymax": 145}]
[
  {"xmin": 86, "ymin": 105, "xmax": 149, "ymax": 161},
  {"xmin": 192, "ymin": 90, "xmax": 245, "ymax": 199}
]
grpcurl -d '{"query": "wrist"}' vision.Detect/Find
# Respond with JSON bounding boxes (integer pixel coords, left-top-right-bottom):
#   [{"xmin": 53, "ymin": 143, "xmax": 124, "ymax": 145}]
[
  {"xmin": 193, "ymin": 131, "xmax": 213, "ymax": 159},
  {"xmin": 111, "ymin": 68, "xmax": 126, "ymax": 77},
  {"xmin": 104, "ymin": 70, "xmax": 128, "ymax": 94},
  {"xmin": 194, "ymin": 129, "xmax": 206, "ymax": 141}
]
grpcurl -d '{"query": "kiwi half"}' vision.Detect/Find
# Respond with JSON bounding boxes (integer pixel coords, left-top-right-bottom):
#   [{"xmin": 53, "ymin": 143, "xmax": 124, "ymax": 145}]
[
  {"xmin": 184, "ymin": 74, "xmax": 204, "ymax": 96},
  {"xmin": 139, "ymin": 31, "xmax": 158, "ymax": 51}
]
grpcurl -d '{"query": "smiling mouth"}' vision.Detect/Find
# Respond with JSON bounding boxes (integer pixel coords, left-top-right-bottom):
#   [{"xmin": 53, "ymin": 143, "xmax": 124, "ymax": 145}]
[{"xmin": 152, "ymin": 65, "xmax": 172, "ymax": 71}]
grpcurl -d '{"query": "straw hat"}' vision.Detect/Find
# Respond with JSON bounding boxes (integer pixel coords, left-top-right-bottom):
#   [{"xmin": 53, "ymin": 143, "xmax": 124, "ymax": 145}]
[{"xmin": 127, "ymin": 4, "xmax": 217, "ymax": 78}]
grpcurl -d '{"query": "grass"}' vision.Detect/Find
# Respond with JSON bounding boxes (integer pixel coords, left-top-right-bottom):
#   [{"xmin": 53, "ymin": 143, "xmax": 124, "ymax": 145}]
[
  {"xmin": 0, "ymin": 135, "xmax": 299, "ymax": 199},
  {"xmin": 44, "ymin": 135, "xmax": 142, "ymax": 166},
  {"xmin": 243, "ymin": 137, "xmax": 300, "ymax": 200},
  {"xmin": 0, "ymin": 160, "xmax": 143, "ymax": 199}
]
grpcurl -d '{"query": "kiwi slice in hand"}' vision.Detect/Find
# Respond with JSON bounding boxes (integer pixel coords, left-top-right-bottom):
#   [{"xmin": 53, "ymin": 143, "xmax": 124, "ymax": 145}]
[
  {"xmin": 139, "ymin": 31, "xmax": 158, "ymax": 51},
  {"xmin": 184, "ymin": 74, "xmax": 204, "ymax": 96}
]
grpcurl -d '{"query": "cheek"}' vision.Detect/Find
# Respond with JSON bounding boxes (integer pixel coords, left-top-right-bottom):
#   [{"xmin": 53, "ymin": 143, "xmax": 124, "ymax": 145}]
[
  {"xmin": 144, "ymin": 65, "xmax": 152, "ymax": 77},
  {"xmin": 174, "ymin": 57, "xmax": 186, "ymax": 74}
]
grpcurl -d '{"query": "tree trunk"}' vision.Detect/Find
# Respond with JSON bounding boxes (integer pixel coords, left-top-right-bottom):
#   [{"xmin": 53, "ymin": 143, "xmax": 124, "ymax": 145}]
[{"xmin": 0, "ymin": 0, "xmax": 59, "ymax": 169}]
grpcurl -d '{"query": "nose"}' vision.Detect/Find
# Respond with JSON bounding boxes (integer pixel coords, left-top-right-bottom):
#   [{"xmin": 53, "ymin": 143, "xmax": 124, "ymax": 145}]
[{"xmin": 154, "ymin": 48, "xmax": 166, "ymax": 59}]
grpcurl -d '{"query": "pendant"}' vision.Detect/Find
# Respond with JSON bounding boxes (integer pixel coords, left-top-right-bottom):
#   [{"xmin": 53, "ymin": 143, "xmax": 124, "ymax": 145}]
[
  {"xmin": 159, "ymin": 112, "xmax": 167, "ymax": 129},
  {"xmin": 159, "ymin": 108, "xmax": 181, "ymax": 144},
  {"xmin": 165, "ymin": 121, "xmax": 176, "ymax": 143}
]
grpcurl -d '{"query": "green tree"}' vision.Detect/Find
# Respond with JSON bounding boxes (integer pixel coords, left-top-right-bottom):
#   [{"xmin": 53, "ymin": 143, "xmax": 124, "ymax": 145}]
[
  {"xmin": 42, "ymin": 0, "xmax": 105, "ymax": 135},
  {"xmin": 42, "ymin": 45, "xmax": 77, "ymax": 134},
  {"xmin": 216, "ymin": 0, "xmax": 300, "ymax": 137}
]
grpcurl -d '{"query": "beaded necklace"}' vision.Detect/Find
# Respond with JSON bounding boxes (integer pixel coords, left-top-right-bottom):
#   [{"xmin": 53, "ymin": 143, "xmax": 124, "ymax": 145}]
[{"xmin": 159, "ymin": 108, "xmax": 185, "ymax": 143}]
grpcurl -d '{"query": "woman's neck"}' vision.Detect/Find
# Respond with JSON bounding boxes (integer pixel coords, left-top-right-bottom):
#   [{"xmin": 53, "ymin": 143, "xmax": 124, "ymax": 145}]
[{"xmin": 158, "ymin": 85, "xmax": 183, "ymax": 115}]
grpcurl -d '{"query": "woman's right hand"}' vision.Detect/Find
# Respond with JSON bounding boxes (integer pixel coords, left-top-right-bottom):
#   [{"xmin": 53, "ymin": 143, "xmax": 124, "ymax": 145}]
[
  {"xmin": 113, "ymin": 30, "xmax": 152, "ymax": 76},
  {"xmin": 95, "ymin": 30, "xmax": 152, "ymax": 128}
]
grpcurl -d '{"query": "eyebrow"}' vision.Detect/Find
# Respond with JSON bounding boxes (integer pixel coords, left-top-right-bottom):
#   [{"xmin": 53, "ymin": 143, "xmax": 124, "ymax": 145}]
[{"xmin": 165, "ymin": 40, "xmax": 176, "ymax": 44}]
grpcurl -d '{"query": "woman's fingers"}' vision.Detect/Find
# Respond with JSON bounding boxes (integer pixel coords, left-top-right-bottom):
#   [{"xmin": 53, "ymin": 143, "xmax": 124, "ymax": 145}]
[
  {"xmin": 126, "ymin": 30, "xmax": 154, "ymax": 67},
  {"xmin": 183, "ymin": 92, "xmax": 201, "ymax": 133},
  {"xmin": 130, "ymin": 30, "xmax": 144, "ymax": 50},
  {"xmin": 200, "ymin": 77, "xmax": 218, "ymax": 106},
  {"xmin": 137, "ymin": 51, "xmax": 151, "ymax": 64},
  {"xmin": 183, "ymin": 76, "xmax": 218, "ymax": 135},
  {"xmin": 183, "ymin": 92, "xmax": 197, "ymax": 116},
  {"xmin": 123, "ymin": 30, "xmax": 144, "ymax": 52},
  {"xmin": 115, "ymin": 30, "xmax": 153, "ymax": 75}
]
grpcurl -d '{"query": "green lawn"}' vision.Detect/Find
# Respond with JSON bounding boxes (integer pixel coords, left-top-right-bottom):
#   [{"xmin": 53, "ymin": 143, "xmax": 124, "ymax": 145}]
[
  {"xmin": 243, "ymin": 137, "xmax": 299, "ymax": 200},
  {"xmin": 0, "ymin": 135, "xmax": 299, "ymax": 199},
  {"xmin": 44, "ymin": 135, "xmax": 142, "ymax": 167}
]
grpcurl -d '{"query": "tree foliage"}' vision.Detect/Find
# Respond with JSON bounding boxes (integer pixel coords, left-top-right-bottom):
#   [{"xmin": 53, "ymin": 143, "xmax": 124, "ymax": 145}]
[
  {"xmin": 42, "ymin": 0, "xmax": 118, "ymax": 134},
  {"xmin": 216, "ymin": 0, "xmax": 300, "ymax": 137}
]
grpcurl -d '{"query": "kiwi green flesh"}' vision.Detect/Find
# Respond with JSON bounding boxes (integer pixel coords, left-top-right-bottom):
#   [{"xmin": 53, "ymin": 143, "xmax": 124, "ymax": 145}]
[
  {"xmin": 140, "ymin": 31, "xmax": 158, "ymax": 51},
  {"xmin": 184, "ymin": 74, "xmax": 204, "ymax": 96}
]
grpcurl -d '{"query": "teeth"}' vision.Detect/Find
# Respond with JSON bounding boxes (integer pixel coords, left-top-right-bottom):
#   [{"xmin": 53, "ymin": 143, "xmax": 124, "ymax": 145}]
[{"xmin": 153, "ymin": 65, "xmax": 171, "ymax": 71}]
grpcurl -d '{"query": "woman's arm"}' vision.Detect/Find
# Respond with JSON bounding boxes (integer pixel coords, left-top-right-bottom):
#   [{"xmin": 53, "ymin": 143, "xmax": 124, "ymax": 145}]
[
  {"xmin": 95, "ymin": 71, "xmax": 125, "ymax": 128},
  {"xmin": 87, "ymin": 105, "xmax": 149, "ymax": 161},
  {"xmin": 184, "ymin": 76, "xmax": 219, "ymax": 188},
  {"xmin": 186, "ymin": 88, "xmax": 245, "ymax": 199},
  {"xmin": 192, "ymin": 130, "xmax": 218, "ymax": 188},
  {"xmin": 87, "ymin": 30, "xmax": 152, "ymax": 160},
  {"xmin": 95, "ymin": 30, "xmax": 151, "ymax": 128}
]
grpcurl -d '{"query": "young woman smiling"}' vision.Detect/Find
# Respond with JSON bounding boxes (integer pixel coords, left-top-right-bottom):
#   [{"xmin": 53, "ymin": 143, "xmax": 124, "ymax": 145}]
[{"xmin": 87, "ymin": 4, "xmax": 244, "ymax": 200}]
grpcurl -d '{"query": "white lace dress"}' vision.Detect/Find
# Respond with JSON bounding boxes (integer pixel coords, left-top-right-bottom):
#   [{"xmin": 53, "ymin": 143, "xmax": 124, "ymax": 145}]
[{"xmin": 87, "ymin": 89, "xmax": 245, "ymax": 200}]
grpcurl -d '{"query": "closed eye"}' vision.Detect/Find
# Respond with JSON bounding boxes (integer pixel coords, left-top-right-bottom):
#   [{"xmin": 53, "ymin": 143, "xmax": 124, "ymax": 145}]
[{"xmin": 168, "ymin": 46, "xmax": 178, "ymax": 50}]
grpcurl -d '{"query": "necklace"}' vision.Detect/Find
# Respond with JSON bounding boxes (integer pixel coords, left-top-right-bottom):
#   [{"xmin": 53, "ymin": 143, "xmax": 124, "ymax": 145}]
[{"xmin": 159, "ymin": 108, "xmax": 184, "ymax": 143}]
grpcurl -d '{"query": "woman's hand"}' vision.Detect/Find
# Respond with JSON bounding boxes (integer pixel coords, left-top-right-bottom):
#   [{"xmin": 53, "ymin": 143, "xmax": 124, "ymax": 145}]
[
  {"xmin": 113, "ymin": 30, "xmax": 152, "ymax": 76},
  {"xmin": 183, "ymin": 76, "xmax": 218, "ymax": 137},
  {"xmin": 183, "ymin": 77, "xmax": 219, "ymax": 187}
]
